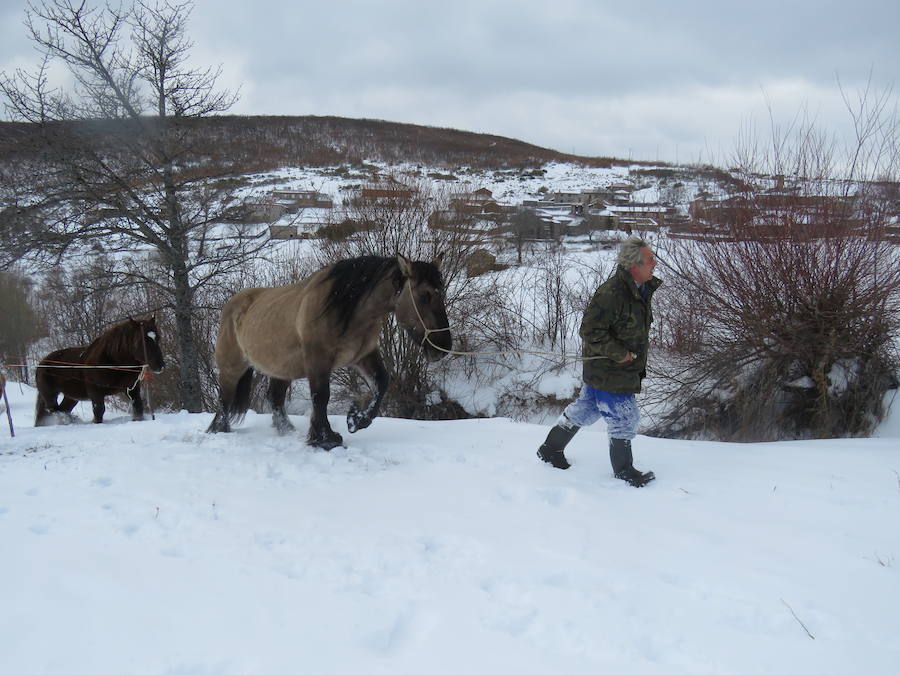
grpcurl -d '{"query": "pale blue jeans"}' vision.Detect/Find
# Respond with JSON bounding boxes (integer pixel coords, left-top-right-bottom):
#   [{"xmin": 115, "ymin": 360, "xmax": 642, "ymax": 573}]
[{"xmin": 557, "ymin": 384, "xmax": 640, "ymax": 440}]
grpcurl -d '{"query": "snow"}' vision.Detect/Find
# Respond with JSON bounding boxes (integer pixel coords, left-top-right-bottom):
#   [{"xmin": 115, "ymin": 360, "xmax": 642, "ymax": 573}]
[
  {"xmin": 4, "ymin": 156, "xmax": 899, "ymax": 671},
  {"xmin": 2, "ymin": 381, "xmax": 899, "ymax": 674}
]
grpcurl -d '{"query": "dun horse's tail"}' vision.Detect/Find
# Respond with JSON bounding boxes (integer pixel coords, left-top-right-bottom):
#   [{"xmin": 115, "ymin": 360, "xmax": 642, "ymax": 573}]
[
  {"xmin": 230, "ymin": 367, "xmax": 254, "ymax": 422},
  {"xmin": 207, "ymin": 288, "xmax": 259, "ymax": 434},
  {"xmin": 207, "ymin": 367, "xmax": 254, "ymax": 432}
]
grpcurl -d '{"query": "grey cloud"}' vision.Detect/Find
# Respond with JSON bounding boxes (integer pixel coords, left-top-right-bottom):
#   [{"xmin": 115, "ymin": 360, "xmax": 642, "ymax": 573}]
[{"xmin": 2, "ymin": 0, "xmax": 897, "ymax": 163}]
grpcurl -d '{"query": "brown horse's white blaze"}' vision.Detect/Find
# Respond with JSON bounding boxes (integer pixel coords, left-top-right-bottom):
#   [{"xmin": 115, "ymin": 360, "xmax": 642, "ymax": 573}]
[{"xmin": 207, "ymin": 254, "xmax": 452, "ymax": 449}]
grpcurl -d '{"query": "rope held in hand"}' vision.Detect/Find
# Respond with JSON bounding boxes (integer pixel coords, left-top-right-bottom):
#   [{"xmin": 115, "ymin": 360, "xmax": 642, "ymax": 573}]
[{"xmin": 405, "ymin": 283, "xmax": 617, "ymax": 363}]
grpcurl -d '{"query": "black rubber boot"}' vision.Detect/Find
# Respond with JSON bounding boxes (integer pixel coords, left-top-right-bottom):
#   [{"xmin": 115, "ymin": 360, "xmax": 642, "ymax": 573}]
[
  {"xmin": 609, "ymin": 438, "xmax": 655, "ymax": 487},
  {"xmin": 537, "ymin": 422, "xmax": 579, "ymax": 469}
]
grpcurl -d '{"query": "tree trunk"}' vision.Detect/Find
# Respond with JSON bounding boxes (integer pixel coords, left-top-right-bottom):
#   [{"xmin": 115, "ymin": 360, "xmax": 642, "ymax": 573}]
[
  {"xmin": 166, "ymin": 168, "xmax": 202, "ymax": 412},
  {"xmin": 172, "ymin": 260, "xmax": 202, "ymax": 412}
]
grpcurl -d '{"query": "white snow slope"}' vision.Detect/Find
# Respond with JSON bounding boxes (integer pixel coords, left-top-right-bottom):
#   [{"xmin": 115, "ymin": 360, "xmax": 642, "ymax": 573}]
[{"xmin": 1, "ymin": 382, "xmax": 898, "ymax": 675}]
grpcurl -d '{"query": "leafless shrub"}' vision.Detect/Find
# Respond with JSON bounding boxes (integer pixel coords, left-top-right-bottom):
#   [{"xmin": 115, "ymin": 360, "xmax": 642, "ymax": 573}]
[{"xmin": 650, "ymin": 84, "xmax": 900, "ymax": 440}]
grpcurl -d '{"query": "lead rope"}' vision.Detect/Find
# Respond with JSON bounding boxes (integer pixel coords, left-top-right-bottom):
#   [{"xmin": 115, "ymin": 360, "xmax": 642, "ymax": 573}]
[{"xmin": 404, "ymin": 282, "xmax": 615, "ymax": 362}]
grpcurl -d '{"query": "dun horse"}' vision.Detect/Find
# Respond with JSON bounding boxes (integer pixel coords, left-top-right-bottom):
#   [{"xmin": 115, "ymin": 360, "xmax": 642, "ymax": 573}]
[
  {"xmin": 207, "ymin": 254, "xmax": 452, "ymax": 449},
  {"xmin": 35, "ymin": 317, "xmax": 165, "ymax": 426}
]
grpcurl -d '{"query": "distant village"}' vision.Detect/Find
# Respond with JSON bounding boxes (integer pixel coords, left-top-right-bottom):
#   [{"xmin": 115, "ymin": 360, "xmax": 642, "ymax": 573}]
[
  {"xmin": 241, "ymin": 181, "xmax": 688, "ymax": 241},
  {"xmin": 239, "ymin": 176, "xmax": 900, "ymax": 251}
]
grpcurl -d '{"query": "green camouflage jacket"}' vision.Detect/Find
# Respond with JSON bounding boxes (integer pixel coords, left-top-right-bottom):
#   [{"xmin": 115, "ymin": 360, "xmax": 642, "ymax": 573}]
[{"xmin": 580, "ymin": 265, "xmax": 662, "ymax": 394}]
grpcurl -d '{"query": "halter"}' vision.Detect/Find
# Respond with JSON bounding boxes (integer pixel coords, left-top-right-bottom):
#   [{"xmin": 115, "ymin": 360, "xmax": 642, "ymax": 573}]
[{"xmin": 404, "ymin": 278, "xmax": 451, "ymax": 351}]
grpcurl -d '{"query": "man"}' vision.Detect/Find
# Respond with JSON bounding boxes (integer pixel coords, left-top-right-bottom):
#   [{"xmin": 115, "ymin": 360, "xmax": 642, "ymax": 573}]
[{"xmin": 537, "ymin": 236, "xmax": 661, "ymax": 487}]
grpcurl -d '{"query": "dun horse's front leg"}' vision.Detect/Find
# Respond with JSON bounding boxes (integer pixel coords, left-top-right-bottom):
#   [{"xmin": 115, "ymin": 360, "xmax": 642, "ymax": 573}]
[
  {"xmin": 307, "ymin": 370, "xmax": 343, "ymax": 450},
  {"xmin": 347, "ymin": 350, "xmax": 389, "ymax": 433}
]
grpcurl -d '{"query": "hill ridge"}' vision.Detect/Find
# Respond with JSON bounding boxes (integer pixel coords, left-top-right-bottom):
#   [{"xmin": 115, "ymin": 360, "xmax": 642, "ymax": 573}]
[{"xmin": 0, "ymin": 114, "xmax": 644, "ymax": 171}]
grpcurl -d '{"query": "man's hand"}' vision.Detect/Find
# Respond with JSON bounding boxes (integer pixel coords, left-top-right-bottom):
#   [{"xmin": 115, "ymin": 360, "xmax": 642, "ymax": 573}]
[{"xmin": 618, "ymin": 351, "xmax": 636, "ymax": 364}]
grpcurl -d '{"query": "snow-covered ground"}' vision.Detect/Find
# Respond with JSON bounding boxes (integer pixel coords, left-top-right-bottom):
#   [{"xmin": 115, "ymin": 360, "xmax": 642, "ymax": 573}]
[{"xmin": 1, "ymin": 382, "xmax": 898, "ymax": 674}]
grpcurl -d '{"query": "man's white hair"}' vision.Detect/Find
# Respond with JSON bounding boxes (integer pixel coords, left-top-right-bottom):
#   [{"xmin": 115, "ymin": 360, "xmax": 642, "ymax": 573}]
[{"xmin": 617, "ymin": 236, "xmax": 649, "ymax": 268}]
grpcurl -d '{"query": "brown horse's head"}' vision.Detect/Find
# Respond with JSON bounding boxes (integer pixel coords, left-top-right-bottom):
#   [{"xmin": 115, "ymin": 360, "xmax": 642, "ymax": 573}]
[
  {"xmin": 130, "ymin": 316, "xmax": 166, "ymax": 373},
  {"xmin": 394, "ymin": 254, "xmax": 452, "ymax": 362}
]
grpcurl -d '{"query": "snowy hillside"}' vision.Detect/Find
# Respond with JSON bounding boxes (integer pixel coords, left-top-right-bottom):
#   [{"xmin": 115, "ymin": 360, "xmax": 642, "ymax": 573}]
[{"xmin": 2, "ymin": 382, "xmax": 898, "ymax": 674}]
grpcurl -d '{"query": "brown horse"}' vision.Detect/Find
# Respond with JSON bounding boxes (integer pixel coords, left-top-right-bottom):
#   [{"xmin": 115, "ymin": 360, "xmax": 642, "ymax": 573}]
[
  {"xmin": 207, "ymin": 254, "xmax": 452, "ymax": 449},
  {"xmin": 35, "ymin": 317, "xmax": 165, "ymax": 426}
]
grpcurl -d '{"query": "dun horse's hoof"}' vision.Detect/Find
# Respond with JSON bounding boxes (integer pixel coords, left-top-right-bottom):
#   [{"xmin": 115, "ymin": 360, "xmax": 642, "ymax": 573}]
[
  {"xmin": 309, "ymin": 429, "xmax": 343, "ymax": 450},
  {"xmin": 206, "ymin": 414, "xmax": 231, "ymax": 433},
  {"xmin": 272, "ymin": 415, "xmax": 296, "ymax": 435},
  {"xmin": 346, "ymin": 405, "xmax": 372, "ymax": 433}
]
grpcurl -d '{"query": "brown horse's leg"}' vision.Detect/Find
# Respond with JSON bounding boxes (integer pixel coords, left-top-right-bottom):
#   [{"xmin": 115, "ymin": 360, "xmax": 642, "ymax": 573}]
[
  {"xmin": 88, "ymin": 389, "xmax": 106, "ymax": 424},
  {"xmin": 127, "ymin": 382, "xmax": 145, "ymax": 421},
  {"xmin": 307, "ymin": 369, "xmax": 343, "ymax": 450},
  {"xmin": 59, "ymin": 396, "xmax": 78, "ymax": 413},
  {"xmin": 267, "ymin": 378, "xmax": 295, "ymax": 435},
  {"xmin": 49, "ymin": 396, "xmax": 80, "ymax": 424},
  {"xmin": 347, "ymin": 350, "xmax": 389, "ymax": 433},
  {"xmin": 35, "ymin": 384, "xmax": 78, "ymax": 426}
]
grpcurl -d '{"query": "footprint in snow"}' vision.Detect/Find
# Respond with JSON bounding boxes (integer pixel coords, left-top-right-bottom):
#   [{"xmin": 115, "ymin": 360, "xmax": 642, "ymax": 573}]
[{"xmin": 535, "ymin": 486, "xmax": 574, "ymax": 507}]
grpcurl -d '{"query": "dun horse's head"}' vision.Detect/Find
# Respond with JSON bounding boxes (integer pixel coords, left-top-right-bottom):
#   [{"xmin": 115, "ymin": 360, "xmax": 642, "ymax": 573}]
[
  {"xmin": 131, "ymin": 316, "xmax": 166, "ymax": 373},
  {"xmin": 394, "ymin": 254, "xmax": 452, "ymax": 362}
]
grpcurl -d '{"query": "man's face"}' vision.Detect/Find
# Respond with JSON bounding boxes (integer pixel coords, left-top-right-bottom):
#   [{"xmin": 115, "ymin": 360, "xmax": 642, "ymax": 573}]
[{"xmin": 630, "ymin": 247, "xmax": 657, "ymax": 285}]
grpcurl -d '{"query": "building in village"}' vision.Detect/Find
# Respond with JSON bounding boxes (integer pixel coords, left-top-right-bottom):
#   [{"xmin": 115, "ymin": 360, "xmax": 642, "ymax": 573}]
[
  {"xmin": 242, "ymin": 188, "xmax": 334, "ymax": 227},
  {"xmin": 353, "ymin": 178, "xmax": 417, "ymax": 205}
]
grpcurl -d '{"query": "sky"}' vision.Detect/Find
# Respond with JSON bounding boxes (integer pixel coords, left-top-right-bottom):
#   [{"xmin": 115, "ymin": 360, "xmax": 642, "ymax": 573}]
[{"xmin": 1, "ymin": 0, "xmax": 898, "ymax": 165}]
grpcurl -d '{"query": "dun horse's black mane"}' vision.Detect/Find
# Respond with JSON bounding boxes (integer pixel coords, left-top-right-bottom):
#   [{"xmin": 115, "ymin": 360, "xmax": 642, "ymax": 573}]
[{"xmin": 322, "ymin": 255, "xmax": 443, "ymax": 333}]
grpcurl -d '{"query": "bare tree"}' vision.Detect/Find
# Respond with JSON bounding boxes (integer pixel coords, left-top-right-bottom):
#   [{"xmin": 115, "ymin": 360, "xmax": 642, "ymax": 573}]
[{"xmin": 0, "ymin": 0, "xmax": 266, "ymax": 411}]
